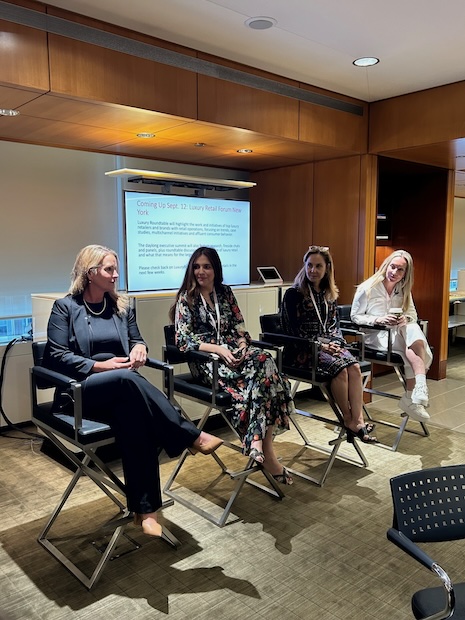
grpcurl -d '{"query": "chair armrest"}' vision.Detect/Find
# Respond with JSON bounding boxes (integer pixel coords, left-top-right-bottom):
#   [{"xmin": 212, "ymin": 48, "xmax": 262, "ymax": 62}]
[
  {"xmin": 185, "ymin": 349, "xmax": 216, "ymax": 363},
  {"xmin": 146, "ymin": 358, "xmax": 174, "ymax": 401},
  {"xmin": 387, "ymin": 529, "xmax": 454, "ymax": 620},
  {"xmin": 260, "ymin": 332, "xmax": 319, "ymax": 382},
  {"xmin": 31, "ymin": 365, "xmax": 77, "ymax": 389},
  {"xmin": 351, "ymin": 322, "xmax": 398, "ymax": 363},
  {"xmin": 387, "ymin": 528, "xmax": 435, "ymax": 571},
  {"xmin": 341, "ymin": 328, "xmax": 365, "ymax": 360},
  {"xmin": 146, "ymin": 357, "xmax": 171, "ymax": 372},
  {"xmin": 184, "ymin": 350, "xmax": 221, "ymax": 404},
  {"xmin": 250, "ymin": 339, "xmax": 283, "ymax": 371}
]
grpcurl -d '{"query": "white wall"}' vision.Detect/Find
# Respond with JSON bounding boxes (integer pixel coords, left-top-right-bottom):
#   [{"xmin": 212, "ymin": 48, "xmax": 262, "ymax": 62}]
[
  {"xmin": 452, "ymin": 197, "xmax": 465, "ymax": 282},
  {"xmin": 0, "ymin": 143, "xmax": 118, "ymax": 316},
  {"xmin": 0, "ymin": 142, "xmax": 249, "ymax": 317}
]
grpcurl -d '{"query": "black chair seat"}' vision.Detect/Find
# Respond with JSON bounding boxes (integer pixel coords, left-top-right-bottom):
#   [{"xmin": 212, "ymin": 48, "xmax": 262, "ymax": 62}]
[
  {"xmin": 282, "ymin": 358, "xmax": 371, "ymax": 384},
  {"xmin": 33, "ymin": 406, "xmax": 113, "ymax": 444},
  {"xmin": 413, "ymin": 583, "xmax": 465, "ymax": 620},
  {"xmin": 173, "ymin": 373, "xmax": 232, "ymax": 407},
  {"xmin": 364, "ymin": 347, "xmax": 404, "ymax": 365}
]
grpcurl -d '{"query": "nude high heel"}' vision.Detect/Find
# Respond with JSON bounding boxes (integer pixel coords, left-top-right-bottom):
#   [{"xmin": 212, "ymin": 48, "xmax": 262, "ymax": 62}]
[
  {"xmin": 188, "ymin": 435, "xmax": 223, "ymax": 456},
  {"xmin": 134, "ymin": 513, "xmax": 163, "ymax": 538}
]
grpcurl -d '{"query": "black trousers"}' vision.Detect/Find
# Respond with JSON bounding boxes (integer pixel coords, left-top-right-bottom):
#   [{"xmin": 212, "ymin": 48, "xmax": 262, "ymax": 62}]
[{"xmin": 81, "ymin": 369, "xmax": 200, "ymax": 513}]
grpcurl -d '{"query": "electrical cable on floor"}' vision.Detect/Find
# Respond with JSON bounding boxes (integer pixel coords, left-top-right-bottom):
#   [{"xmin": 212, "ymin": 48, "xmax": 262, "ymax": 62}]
[{"xmin": 0, "ymin": 336, "xmax": 43, "ymax": 440}]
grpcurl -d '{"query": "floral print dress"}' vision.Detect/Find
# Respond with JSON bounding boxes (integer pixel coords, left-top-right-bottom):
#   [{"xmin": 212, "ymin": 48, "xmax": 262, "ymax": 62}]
[
  {"xmin": 174, "ymin": 284, "xmax": 294, "ymax": 454},
  {"xmin": 281, "ymin": 285, "xmax": 358, "ymax": 380}
]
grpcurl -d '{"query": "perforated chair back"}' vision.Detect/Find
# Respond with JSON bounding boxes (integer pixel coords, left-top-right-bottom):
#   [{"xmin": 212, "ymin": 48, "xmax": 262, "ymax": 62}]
[
  {"xmin": 390, "ymin": 465, "xmax": 465, "ymax": 543},
  {"xmin": 388, "ymin": 465, "xmax": 465, "ymax": 619}
]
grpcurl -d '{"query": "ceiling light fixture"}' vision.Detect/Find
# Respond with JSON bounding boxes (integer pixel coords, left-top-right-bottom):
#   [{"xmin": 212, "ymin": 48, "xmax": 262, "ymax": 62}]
[
  {"xmin": 105, "ymin": 168, "xmax": 256, "ymax": 190},
  {"xmin": 237, "ymin": 149, "xmax": 253, "ymax": 154},
  {"xmin": 0, "ymin": 108, "xmax": 20, "ymax": 116},
  {"xmin": 136, "ymin": 132, "xmax": 155, "ymax": 138},
  {"xmin": 353, "ymin": 57, "xmax": 379, "ymax": 67},
  {"xmin": 245, "ymin": 16, "xmax": 277, "ymax": 30}
]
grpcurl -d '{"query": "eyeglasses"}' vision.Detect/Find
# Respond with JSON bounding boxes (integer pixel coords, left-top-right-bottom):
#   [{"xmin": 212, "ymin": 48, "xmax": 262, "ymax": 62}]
[{"xmin": 308, "ymin": 245, "xmax": 329, "ymax": 252}]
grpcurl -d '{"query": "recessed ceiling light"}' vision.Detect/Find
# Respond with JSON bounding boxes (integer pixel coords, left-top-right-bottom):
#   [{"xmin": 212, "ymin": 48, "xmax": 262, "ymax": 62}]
[
  {"xmin": 136, "ymin": 132, "xmax": 155, "ymax": 139},
  {"xmin": 237, "ymin": 149, "xmax": 253, "ymax": 154},
  {"xmin": 0, "ymin": 108, "xmax": 20, "ymax": 116},
  {"xmin": 353, "ymin": 57, "xmax": 379, "ymax": 67},
  {"xmin": 245, "ymin": 16, "xmax": 277, "ymax": 30}
]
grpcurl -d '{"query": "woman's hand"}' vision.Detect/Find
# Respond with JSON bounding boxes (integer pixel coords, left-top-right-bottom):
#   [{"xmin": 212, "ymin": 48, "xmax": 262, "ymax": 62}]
[
  {"xmin": 214, "ymin": 344, "xmax": 243, "ymax": 368},
  {"xmin": 129, "ymin": 343, "xmax": 147, "ymax": 369},
  {"xmin": 321, "ymin": 341, "xmax": 342, "ymax": 356},
  {"xmin": 92, "ymin": 356, "xmax": 133, "ymax": 373},
  {"xmin": 375, "ymin": 314, "xmax": 400, "ymax": 326}
]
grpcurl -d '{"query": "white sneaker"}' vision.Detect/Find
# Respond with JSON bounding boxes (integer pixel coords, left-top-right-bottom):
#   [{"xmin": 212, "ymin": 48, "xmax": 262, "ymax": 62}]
[
  {"xmin": 411, "ymin": 382, "xmax": 429, "ymax": 407},
  {"xmin": 399, "ymin": 395, "xmax": 430, "ymax": 421}
]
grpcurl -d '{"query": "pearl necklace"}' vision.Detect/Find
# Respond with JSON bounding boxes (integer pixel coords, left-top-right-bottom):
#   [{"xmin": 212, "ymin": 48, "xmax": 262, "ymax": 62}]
[{"xmin": 83, "ymin": 297, "xmax": 107, "ymax": 316}]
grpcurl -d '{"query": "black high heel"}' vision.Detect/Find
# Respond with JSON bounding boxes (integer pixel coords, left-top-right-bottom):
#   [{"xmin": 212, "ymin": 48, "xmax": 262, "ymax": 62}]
[
  {"xmin": 345, "ymin": 426, "xmax": 379, "ymax": 444},
  {"xmin": 365, "ymin": 422, "xmax": 376, "ymax": 434},
  {"xmin": 272, "ymin": 467, "xmax": 293, "ymax": 485}
]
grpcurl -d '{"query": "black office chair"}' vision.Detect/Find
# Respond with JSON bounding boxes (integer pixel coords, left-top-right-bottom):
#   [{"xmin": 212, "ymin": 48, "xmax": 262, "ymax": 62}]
[
  {"xmin": 259, "ymin": 313, "xmax": 370, "ymax": 486},
  {"xmin": 30, "ymin": 341, "xmax": 179, "ymax": 590},
  {"xmin": 162, "ymin": 324, "xmax": 285, "ymax": 528},
  {"xmin": 387, "ymin": 464, "xmax": 465, "ymax": 619},
  {"xmin": 338, "ymin": 304, "xmax": 429, "ymax": 451}
]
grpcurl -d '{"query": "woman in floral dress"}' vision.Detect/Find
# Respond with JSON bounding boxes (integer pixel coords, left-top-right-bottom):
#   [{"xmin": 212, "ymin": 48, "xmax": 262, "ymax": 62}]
[
  {"xmin": 170, "ymin": 246, "xmax": 295, "ymax": 484},
  {"xmin": 281, "ymin": 245, "xmax": 377, "ymax": 444}
]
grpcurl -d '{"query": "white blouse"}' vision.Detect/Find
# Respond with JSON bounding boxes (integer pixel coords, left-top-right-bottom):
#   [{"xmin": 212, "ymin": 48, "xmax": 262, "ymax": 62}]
[{"xmin": 351, "ymin": 280, "xmax": 418, "ymax": 350}]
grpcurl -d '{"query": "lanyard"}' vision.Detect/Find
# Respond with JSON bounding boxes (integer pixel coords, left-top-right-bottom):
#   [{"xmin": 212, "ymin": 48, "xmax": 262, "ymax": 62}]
[
  {"xmin": 200, "ymin": 289, "xmax": 221, "ymax": 341},
  {"xmin": 308, "ymin": 284, "xmax": 328, "ymax": 333}
]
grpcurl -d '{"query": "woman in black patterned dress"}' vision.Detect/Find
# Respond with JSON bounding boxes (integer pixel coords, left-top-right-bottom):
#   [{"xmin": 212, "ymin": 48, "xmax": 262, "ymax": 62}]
[{"xmin": 281, "ymin": 245, "xmax": 377, "ymax": 444}]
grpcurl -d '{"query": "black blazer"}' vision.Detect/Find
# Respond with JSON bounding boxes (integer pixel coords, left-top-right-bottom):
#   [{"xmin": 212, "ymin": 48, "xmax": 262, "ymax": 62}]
[{"xmin": 43, "ymin": 293, "xmax": 146, "ymax": 381}]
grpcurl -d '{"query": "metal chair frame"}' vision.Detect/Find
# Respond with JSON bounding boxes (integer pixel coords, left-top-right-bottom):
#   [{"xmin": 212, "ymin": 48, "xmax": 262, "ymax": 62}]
[
  {"xmin": 30, "ymin": 341, "xmax": 179, "ymax": 590},
  {"xmin": 387, "ymin": 464, "xmax": 465, "ymax": 620},
  {"xmin": 162, "ymin": 325, "xmax": 285, "ymax": 528},
  {"xmin": 259, "ymin": 314, "xmax": 369, "ymax": 487},
  {"xmin": 338, "ymin": 304, "xmax": 429, "ymax": 451}
]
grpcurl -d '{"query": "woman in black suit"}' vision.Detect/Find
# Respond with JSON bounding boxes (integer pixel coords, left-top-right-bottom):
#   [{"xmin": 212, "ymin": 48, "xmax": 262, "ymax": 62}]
[{"xmin": 43, "ymin": 244, "xmax": 222, "ymax": 537}]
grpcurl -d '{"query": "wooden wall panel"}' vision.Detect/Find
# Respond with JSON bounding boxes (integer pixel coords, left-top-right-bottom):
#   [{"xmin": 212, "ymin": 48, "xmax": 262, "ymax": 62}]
[
  {"xmin": 198, "ymin": 75, "xmax": 299, "ymax": 140},
  {"xmin": 299, "ymin": 97, "xmax": 368, "ymax": 152},
  {"xmin": 48, "ymin": 35, "xmax": 198, "ymax": 119},
  {"xmin": 250, "ymin": 164, "xmax": 314, "ymax": 282},
  {"xmin": 313, "ymin": 157, "xmax": 363, "ymax": 304},
  {"xmin": 358, "ymin": 154, "xmax": 378, "ymax": 281},
  {"xmin": 0, "ymin": 8, "xmax": 49, "ymax": 92},
  {"xmin": 370, "ymin": 80, "xmax": 465, "ymax": 153},
  {"xmin": 377, "ymin": 158, "xmax": 452, "ymax": 379}
]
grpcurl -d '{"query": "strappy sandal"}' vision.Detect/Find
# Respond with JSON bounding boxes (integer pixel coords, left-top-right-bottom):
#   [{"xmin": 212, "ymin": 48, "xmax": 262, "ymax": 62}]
[
  {"xmin": 272, "ymin": 467, "xmax": 293, "ymax": 485},
  {"xmin": 249, "ymin": 447, "xmax": 265, "ymax": 463},
  {"xmin": 365, "ymin": 422, "xmax": 376, "ymax": 434},
  {"xmin": 345, "ymin": 426, "xmax": 379, "ymax": 444}
]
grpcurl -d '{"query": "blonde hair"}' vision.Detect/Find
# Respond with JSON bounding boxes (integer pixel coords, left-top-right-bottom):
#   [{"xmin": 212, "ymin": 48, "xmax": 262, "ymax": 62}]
[
  {"xmin": 361, "ymin": 249, "xmax": 414, "ymax": 311},
  {"xmin": 69, "ymin": 244, "xmax": 129, "ymax": 314},
  {"xmin": 293, "ymin": 245, "xmax": 339, "ymax": 302}
]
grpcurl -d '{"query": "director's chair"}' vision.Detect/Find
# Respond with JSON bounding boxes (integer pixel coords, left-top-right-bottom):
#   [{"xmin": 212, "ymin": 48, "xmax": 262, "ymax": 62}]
[
  {"xmin": 259, "ymin": 313, "xmax": 370, "ymax": 487},
  {"xmin": 30, "ymin": 341, "xmax": 179, "ymax": 590},
  {"xmin": 162, "ymin": 325, "xmax": 285, "ymax": 528},
  {"xmin": 338, "ymin": 304, "xmax": 429, "ymax": 451}
]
